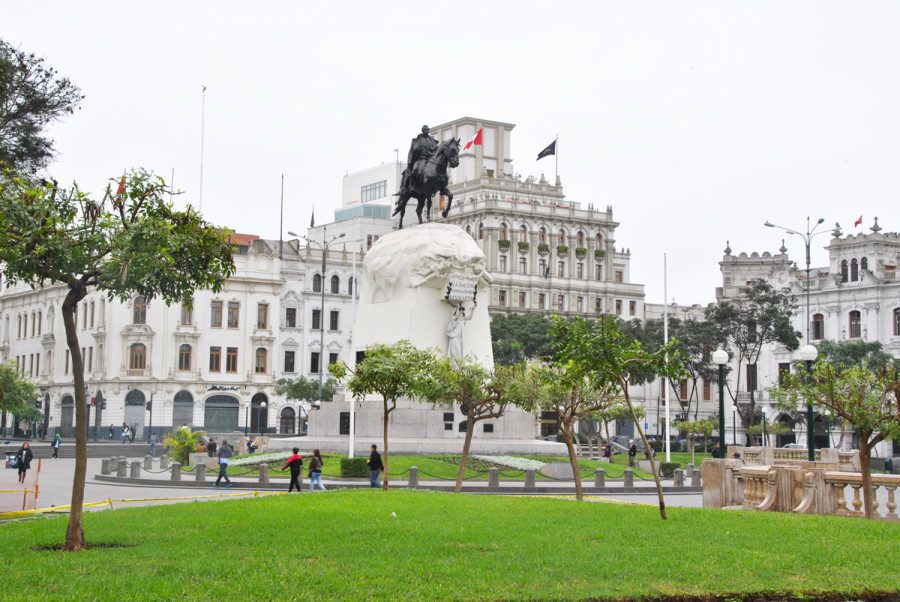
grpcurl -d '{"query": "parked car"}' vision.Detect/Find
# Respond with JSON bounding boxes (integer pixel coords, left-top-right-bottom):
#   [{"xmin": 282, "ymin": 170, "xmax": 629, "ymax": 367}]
[{"xmin": 782, "ymin": 443, "xmax": 805, "ymax": 449}]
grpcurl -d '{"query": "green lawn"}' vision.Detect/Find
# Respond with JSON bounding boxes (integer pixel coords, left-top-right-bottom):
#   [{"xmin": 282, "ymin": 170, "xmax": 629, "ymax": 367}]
[{"xmin": 0, "ymin": 490, "xmax": 896, "ymax": 600}]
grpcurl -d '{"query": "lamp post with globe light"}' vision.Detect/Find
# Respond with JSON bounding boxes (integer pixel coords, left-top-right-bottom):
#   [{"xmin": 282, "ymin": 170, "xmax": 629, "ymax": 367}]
[
  {"xmin": 799, "ymin": 343, "xmax": 819, "ymax": 460},
  {"xmin": 712, "ymin": 349, "xmax": 729, "ymax": 454}
]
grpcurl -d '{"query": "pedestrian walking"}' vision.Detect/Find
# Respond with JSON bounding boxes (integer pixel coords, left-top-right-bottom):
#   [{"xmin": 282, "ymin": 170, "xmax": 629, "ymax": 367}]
[
  {"xmin": 149, "ymin": 432, "xmax": 159, "ymax": 456},
  {"xmin": 15, "ymin": 442, "xmax": 33, "ymax": 483},
  {"xmin": 121, "ymin": 426, "xmax": 129, "ymax": 444},
  {"xmin": 367, "ymin": 444, "xmax": 384, "ymax": 488},
  {"xmin": 628, "ymin": 440, "xmax": 637, "ymax": 468},
  {"xmin": 108, "ymin": 424, "xmax": 115, "ymax": 440},
  {"xmin": 308, "ymin": 449, "xmax": 325, "ymax": 491},
  {"xmin": 130, "ymin": 423, "xmax": 137, "ymax": 443},
  {"xmin": 213, "ymin": 440, "xmax": 232, "ymax": 488},
  {"xmin": 51, "ymin": 433, "xmax": 62, "ymax": 459},
  {"xmin": 603, "ymin": 442, "xmax": 612, "ymax": 460},
  {"xmin": 282, "ymin": 448, "xmax": 304, "ymax": 493}
]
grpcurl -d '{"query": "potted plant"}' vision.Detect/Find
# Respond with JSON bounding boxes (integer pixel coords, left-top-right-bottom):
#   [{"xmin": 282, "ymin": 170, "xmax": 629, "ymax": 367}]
[
  {"xmin": 498, "ymin": 239, "xmax": 511, "ymax": 250},
  {"xmin": 517, "ymin": 241, "xmax": 530, "ymax": 252},
  {"xmin": 575, "ymin": 247, "xmax": 587, "ymax": 258},
  {"xmin": 595, "ymin": 249, "xmax": 606, "ymax": 259},
  {"xmin": 538, "ymin": 243, "xmax": 550, "ymax": 254},
  {"xmin": 557, "ymin": 245, "xmax": 569, "ymax": 255}
]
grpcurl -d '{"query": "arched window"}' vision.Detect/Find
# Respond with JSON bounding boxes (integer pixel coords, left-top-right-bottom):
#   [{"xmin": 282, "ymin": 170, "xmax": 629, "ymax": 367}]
[
  {"xmin": 330, "ymin": 275, "xmax": 340, "ymax": 294},
  {"xmin": 478, "ymin": 223, "xmax": 483, "ymax": 240},
  {"xmin": 557, "ymin": 229, "xmax": 566, "ymax": 246},
  {"xmin": 595, "ymin": 232, "xmax": 603, "ymax": 248},
  {"xmin": 861, "ymin": 257, "xmax": 868, "ymax": 272},
  {"xmin": 849, "ymin": 310, "xmax": 861, "ymax": 338},
  {"xmin": 465, "ymin": 225, "xmax": 472, "ymax": 237},
  {"xmin": 173, "ymin": 390, "xmax": 194, "ymax": 426},
  {"xmin": 178, "ymin": 344, "xmax": 192, "ymax": 371},
  {"xmin": 313, "ymin": 274, "xmax": 322, "ymax": 293},
  {"xmin": 255, "ymin": 348, "xmax": 267, "ymax": 373},
  {"xmin": 840, "ymin": 260, "xmax": 848, "ymax": 282},
  {"xmin": 519, "ymin": 225, "xmax": 527, "ymax": 243},
  {"xmin": 539, "ymin": 227, "xmax": 547, "ymax": 245},
  {"xmin": 499, "ymin": 222, "xmax": 508, "ymax": 241},
  {"xmin": 133, "ymin": 297, "xmax": 147, "ymax": 324},
  {"xmin": 130, "ymin": 343, "xmax": 146, "ymax": 370},
  {"xmin": 576, "ymin": 231, "xmax": 584, "ymax": 248},
  {"xmin": 348, "ymin": 277, "xmax": 354, "ymax": 297},
  {"xmin": 280, "ymin": 407, "xmax": 296, "ymax": 435},
  {"xmin": 812, "ymin": 314, "xmax": 824, "ymax": 340},
  {"xmin": 851, "ymin": 258, "xmax": 859, "ymax": 282},
  {"xmin": 895, "ymin": 308, "xmax": 900, "ymax": 336}
]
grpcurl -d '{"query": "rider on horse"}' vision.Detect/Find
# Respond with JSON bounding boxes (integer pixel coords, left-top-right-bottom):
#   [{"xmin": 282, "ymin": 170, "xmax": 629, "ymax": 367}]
[{"xmin": 405, "ymin": 125, "xmax": 438, "ymax": 191}]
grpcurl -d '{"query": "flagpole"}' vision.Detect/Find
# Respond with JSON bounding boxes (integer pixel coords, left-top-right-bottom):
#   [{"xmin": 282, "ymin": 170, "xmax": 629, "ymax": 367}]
[
  {"xmin": 199, "ymin": 85, "xmax": 206, "ymax": 214},
  {"xmin": 664, "ymin": 253, "xmax": 670, "ymax": 463},
  {"xmin": 554, "ymin": 134, "xmax": 558, "ymax": 184}
]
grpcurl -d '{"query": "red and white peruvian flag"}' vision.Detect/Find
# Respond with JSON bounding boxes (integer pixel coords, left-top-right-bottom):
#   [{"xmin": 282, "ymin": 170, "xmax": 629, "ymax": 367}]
[{"xmin": 464, "ymin": 127, "xmax": 483, "ymax": 150}]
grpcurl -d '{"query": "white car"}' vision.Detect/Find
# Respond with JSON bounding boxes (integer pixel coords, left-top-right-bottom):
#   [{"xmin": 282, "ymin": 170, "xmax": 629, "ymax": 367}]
[{"xmin": 782, "ymin": 443, "xmax": 805, "ymax": 449}]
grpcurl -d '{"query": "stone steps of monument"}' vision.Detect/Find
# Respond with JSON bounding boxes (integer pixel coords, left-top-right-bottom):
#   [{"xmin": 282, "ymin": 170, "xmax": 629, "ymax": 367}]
[{"xmin": 2, "ymin": 440, "xmax": 153, "ymax": 460}]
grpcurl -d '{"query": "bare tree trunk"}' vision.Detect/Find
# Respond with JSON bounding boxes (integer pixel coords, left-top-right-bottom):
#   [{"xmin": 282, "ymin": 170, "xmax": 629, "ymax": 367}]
[
  {"xmin": 561, "ymin": 424, "xmax": 583, "ymax": 501},
  {"xmin": 382, "ymin": 400, "xmax": 390, "ymax": 491},
  {"xmin": 625, "ymin": 392, "xmax": 666, "ymax": 520},
  {"xmin": 454, "ymin": 413, "xmax": 477, "ymax": 494},
  {"xmin": 62, "ymin": 291, "xmax": 87, "ymax": 551},
  {"xmin": 859, "ymin": 438, "xmax": 876, "ymax": 519}
]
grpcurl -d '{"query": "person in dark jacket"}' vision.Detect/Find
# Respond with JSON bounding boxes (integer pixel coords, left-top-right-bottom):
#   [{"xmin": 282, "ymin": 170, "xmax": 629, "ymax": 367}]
[
  {"xmin": 281, "ymin": 448, "xmax": 304, "ymax": 493},
  {"xmin": 52, "ymin": 433, "xmax": 62, "ymax": 459},
  {"xmin": 367, "ymin": 444, "xmax": 384, "ymax": 488},
  {"xmin": 308, "ymin": 449, "xmax": 325, "ymax": 491},
  {"xmin": 206, "ymin": 439, "xmax": 217, "ymax": 458},
  {"xmin": 213, "ymin": 440, "xmax": 232, "ymax": 488},
  {"xmin": 16, "ymin": 442, "xmax": 34, "ymax": 483},
  {"xmin": 628, "ymin": 440, "xmax": 637, "ymax": 468}
]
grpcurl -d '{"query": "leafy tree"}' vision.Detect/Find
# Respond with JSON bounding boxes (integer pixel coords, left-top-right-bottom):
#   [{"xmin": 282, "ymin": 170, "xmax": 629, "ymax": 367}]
[
  {"xmin": 0, "ymin": 169, "xmax": 235, "ymax": 551},
  {"xmin": 775, "ymin": 361, "xmax": 900, "ymax": 519},
  {"xmin": 0, "ymin": 360, "xmax": 40, "ymax": 434},
  {"xmin": 489, "ymin": 313, "xmax": 556, "ymax": 366},
  {"xmin": 329, "ymin": 341, "xmax": 440, "ymax": 490},
  {"xmin": 275, "ymin": 375, "xmax": 337, "ymax": 402},
  {"xmin": 706, "ymin": 279, "xmax": 799, "ymax": 441},
  {"xmin": 550, "ymin": 315, "xmax": 685, "ymax": 519},
  {"xmin": 590, "ymin": 402, "xmax": 637, "ymax": 446},
  {"xmin": 0, "ymin": 40, "xmax": 84, "ymax": 174},
  {"xmin": 535, "ymin": 360, "xmax": 621, "ymax": 500},
  {"xmin": 426, "ymin": 357, "xmax": 540, "ymax": 493},
  {"xmin": 746, "ymin": 421, "xmax": 792, "ymax": 446},
  {"xmin": 163, "ymin": 428, "xmax": 207, "ymax": 466},
  {"xmin": 672, "ymin": 418, "xmax": 716, "ymax": 464}
]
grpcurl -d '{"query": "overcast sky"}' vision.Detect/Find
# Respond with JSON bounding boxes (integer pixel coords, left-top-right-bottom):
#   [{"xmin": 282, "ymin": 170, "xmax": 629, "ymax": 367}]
[{"xmin": 5, "ymin": 1, "xmax": 898, "ymax": 307}]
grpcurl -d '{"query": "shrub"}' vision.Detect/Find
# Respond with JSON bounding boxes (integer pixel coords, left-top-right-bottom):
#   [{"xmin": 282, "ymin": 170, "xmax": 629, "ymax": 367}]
[
  {"xmin": 498, "ymin": 239, "xmax": 511, "ymax": 250},
  {"xmin": 538, "ymin": 243, "xmax": 550, "ymax": 254},
  {"xmin": 556, "ymin": 245, "xmax": 569, "ymax": 254},
  {"xmin": 555, "ymin": 432, "xmax": 587, "ymax": 444},
  {"xmin": 575, "ymin": 247, "xmax": 587, "ymax": 258},
  {"xmin": 660, "ymin": 462, "xmax": 679, "ymax": 478},
  {"xmin": 163, "ymin": 428, "xmax": 207, "ymax": 465},
  {"xmin": 517, "ymin": 241, "xmax": 530, "ymax": 251},
  {"xmin": 595, "ymin": 249, "xmax": 606, "ymax": 259},
  {"xmin": 341, "ymin": 456, "xmax": 369, "ymax": 478}
]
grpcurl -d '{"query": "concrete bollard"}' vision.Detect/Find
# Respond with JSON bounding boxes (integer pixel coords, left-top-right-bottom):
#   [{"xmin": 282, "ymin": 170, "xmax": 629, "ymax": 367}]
[
  {"xmin": 144, "ymin": 455, "xmax": 153, "ymax": 470},
  {"xmin": 101, "ymin": 458, "xmax": 112, "ymax": 475},
  {"xmin": 685, "ymin": 463, "xmax": 694, "ymax": 478},
  {"xmin": 129, "ymin": 462, "xmax": 141, "ymax": 479},
  {"xmin": 594, "ymin": 468, "xmax": 605, "ymax": 489},
  {"xmin": 674, "ymin": 469, "xmax": 685, "ymax": 487},
  {"xmin": 408, "ymin": 466, "xmax": 419, "ymax": 488},
  {"xmin": 624, "ymin": 468, "xmax": 634, "ymax": 488},
  {"xmin": 195, "ymin": 464, "xmax": 206, "ymax": 482},
  {"xmin": 258, "ymin": 464, "xmax": 269, "ymax": 484},
  {"xmin": 171, "ymin": 463, "xmax": 182, "ymax": 481},
  {"xmin": 117, "ymin": 459, "xmax": 128, "ymax": 477},
  {"xmin": 524, "ymin": 469, "xmax": 536, "ymax": 489},
  {"xmin": 691, "ymin": 470, "xmax": 701, "ymax": 487},
  {"xmin": 488, "ymin": 467, "xmax": 499, "ymax": 488},
  {"xmin": 159, "ymin": 455, "xmax": 168, "ymax": 470}
]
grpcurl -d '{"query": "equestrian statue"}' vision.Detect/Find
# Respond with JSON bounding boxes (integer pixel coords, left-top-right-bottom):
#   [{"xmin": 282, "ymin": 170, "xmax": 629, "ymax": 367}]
[{"xmin": 393, "ymin": 125, "xmax": 460, "ymax": 229}]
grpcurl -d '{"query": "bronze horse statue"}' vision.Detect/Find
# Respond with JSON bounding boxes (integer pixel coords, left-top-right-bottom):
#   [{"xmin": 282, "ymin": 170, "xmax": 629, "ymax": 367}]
[{"xmin": 393, "ymin": 138, "xmax": 460, "ymax": 229}]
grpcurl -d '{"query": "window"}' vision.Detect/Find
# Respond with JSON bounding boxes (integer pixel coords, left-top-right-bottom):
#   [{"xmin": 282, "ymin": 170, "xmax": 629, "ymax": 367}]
[
  {"xmin": 557, "ymin": 229, "xmax": 566, "ymax": 246},
  {"xmin": 284, "ymin": 350, "xmax": 295, "ymax": 373},
  {"xmin": 595, "ymin": 298, "xmax": 602, "ymax": 313},
  {"xmin": 310, "ymin": 351, "xmax": 320, "ymax": 374},
  {"xmin": 518, "ymin": 225, "xmax": 527, "ymax": 243},
  {"xmin": 133, "ymin": 297, "xmax": 147, "ymax": 324},
  {"xmin": 465, "ymin": 225, "xmax": 472, "ymax": 237},
  {"xmin": 181, "ymin": 305, "xmax": 192, "ymax": 326},
  {"xmin": 849, "ymin": 310, "xmax": 861, "ymax": 338},
  {"xmin": 211, "ymin": 301, "xmax": 223, "ymax": 327},
  {"xmin": 850, "ymin": 258, "xmax": 859, "ymax": 282},
  {"xmin": 746, "ymin": 364, "xmax": 758, "ymax": 391},
  {"xmin": 778, "ymin": 362, "xmax": 791, "ymax": 385},
  {"xmin": 703, "ymin": 380, "xmax": 711, "ymax": 401},
  {"xmin": 499, "ymin": 290, "xmax": 507, "ymax": 307},
  {"xmin": 539, "ymin": 294, "xmax": 546, "ymax": 310},
  {"xmin": 361, "ymin": 180, "xmax": 387, "ymax": 202},
  {"xmin": 329, "ymin": 353, "xmax": 338, "ymax": 367},
  {"xmin": 498, "ymin": 256, "xmax": 507, "ymax": 273},
  {"xmin": 519, "ymin": 292, "xmax": 526, "ymax": 308},
  {"xmin": 557, "ymin": 295, "xmax": 564, "ymax": 311},
  {"xmin": 483, "ymin": 423, "xmax": 494, "ymax": 433},
  {"xmin": 226, "ymin": 347, "xmax": 238, "ymax": 373},
  {"xmin": 331, "ymin": 275, "xmax": 340, "ymax": 294},
  {"xmin": 539, "ymin": 259, "xmax": 547, "ymax": 277},
  {"xmin": 499, "ymin": 222, "xmax": 508, "ymax": 241},
  {"xmin": 227, "ymin": 302, "xmax": 239, "ymax": 328},
  {"xmin": 87, "ymin": 348, "xmax": 92, "ymax": 372},
  {"xmin": 812, "ymin": 313, "xmax": 824, "ymax": 340},
  {"xmin": 83, "ymin": 303, "xmax": 88, "ymax": 328},
  {"xmin": 615, "ymin": 300, "xmax": 622, "ymax": 315},
  {"xmin": 285, "ymin": 307, "xmax": 297, "ymax": 327},
  {"xmin": 348, "ymin": 277, "xmax": 354, "ymax": 297},
  {"xmin": 861, "ymin": 257, "xmax": 868, "ymax": 272},
  {"xmin": 538, "ymin": 227, "xmax": 547, "ymax": 245},
  {"xmin": 895, "ymin": 308, "xmax": 900, "ymax": 336},
  {"xmin": 312, "ymin": 309, "xmax": 321, "ymax": 330},
  {"xmin": 576, "ymin": 296, "xmax": 583, "ymax": 312},
  {"xmin": 840, "ymin": 260, "xmax": 848, "ymax": 282},
  {"xmin": 257, "ymin": 303, "xmax": 268, "ymax": 329},
  {"xmin": 37, "ymin": 310, "xmax": 42, "ymax": 335},
  {"xmin": 576, "ymin": 263, "xmax": 583, "ymax": 279},
  {"xmin": 313, "ymin": 274, "xmax": 322, "ymax": 293},
  {"xmin": 478, "ymin": 223, "xmax": 483, "ymax": 240},
  {"xmin": 255, "ymin": 348, "xmax": 267, "ymax": 373},
  {"xmin": 89, "ymin": 302, "xmax": 94, "ymax": 328},
  {"xmin": 130, "ymin": 344, "xmax": 146, "ymax": 370},
  {"xmin": 31, "ymin": 313, "xmax": 36, "ymax": 336},
  {"xmin": 576, "ymin": 231, "xmax": 584, "ymax": 247},
  {"xmin": 680, "ymin": 380, "xmax": 688, "ymax": 399},
  {"xmin": 629, "ymin": 300, "xmax": 636, "ymax": 316},
  {"xmin": 595, "ymin": 233, "xmax": 603, "ymax": 248},
  {"xmin": 178, "ymin": 344, "xmax": 192, "ymax": 371},
  {"xmin": 209, "ymin": 347, "xmax": 221, "ymax": 372},
  {"xmin": 519, "ymin": 258, "xmax": 527, "ymax": 274},
  {"xmin": 329, "ymin": 310, "xmax": 339, "ymax": 330},
  {"xmin": 615, "ymin": 270, "xmax": 623, "ymax": 283},
  {"xmin": 557, "ymin": 261, "xmax": 565, "ymax": 278},
  {"xmin": 367, "ymin": 234, "xmax": 374, "ymax": 250}
]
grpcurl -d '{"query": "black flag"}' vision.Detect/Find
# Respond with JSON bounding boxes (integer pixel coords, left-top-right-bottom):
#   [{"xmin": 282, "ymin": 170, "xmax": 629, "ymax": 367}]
[{"xmin": 537, "ymin": 139, "xmax": 556, "ymax": 161}]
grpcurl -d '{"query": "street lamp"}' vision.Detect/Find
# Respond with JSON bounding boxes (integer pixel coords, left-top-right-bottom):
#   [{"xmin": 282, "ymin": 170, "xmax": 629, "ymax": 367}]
[
  {"xmin": 258, "ymin": 401, "xmax": 267, "ymax": 435},
  {"xmin": 244, "ymin": 402, "xmax": 250, "ymax": 437},
  {"xmin": 288, "ymin": 227, "xmax": 346, "ymax": 405},
  {"xmin": 799, "ymin": 343, "xmax": 819, "ymax": 460},
  {"xmin": 712, "ymin": 349, "xmax": 728, "ymax": 457},
  {"xmin": 732, "ymin": 404, "xmax": 738, "ymax": 446},
  {"xmin": 761, "ymin": 406, "xmax": 769, "ymax": 447}
]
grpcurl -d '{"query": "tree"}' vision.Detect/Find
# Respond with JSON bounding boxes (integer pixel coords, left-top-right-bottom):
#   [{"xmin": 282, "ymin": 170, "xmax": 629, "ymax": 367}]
[
  {"xmin": 490, "ymin": 313, "xmax": 556, "ymax": 366},
  {"xmin": 550, "ymin": 315, "xmax": 685, "ymax": 519},
  {"xmin": 0, "ymin": 169, "xmax": 235, "ymax": 551},
  {"xmin": 776, "ymin": 361, "xmax": 900, "ymax": 519},
  {"xmin": 535, "ymin": 360, "xmax": 621, "ymax": 500},
  {"xmin": 163, "ymin": 428, "xmax": 207, "ymax": 466},
  {"xmin": 706, "ymin": 279, "xmax": 799, "ymax": 441},
  {"xmin": 275, "ymin": 375, "xmax": 337, "ymax": 402},
  {"xmin": 673, "ymin": 418, "xmax": 716, "ymax": 464},
  {"xmin": 0, "ymin": 40, "xmax": 84, "ymax": 175},
  {"xmin": 426, "ymin": 356, "xmax": 540, "ymax": 493},
  {"xmin": 329, "ymin": 341, "xmax": 440, "ymax": 490},
  {"xmin": 0, "ymin": 360, "xmax": 40, "ymax": 434},
  {"xmin": 591, "ymin": 402, "xmax": 638, "ymax": 447}
]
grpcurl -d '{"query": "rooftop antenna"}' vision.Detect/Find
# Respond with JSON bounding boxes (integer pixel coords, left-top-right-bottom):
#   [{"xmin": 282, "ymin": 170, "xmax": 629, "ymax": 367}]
[{"xmin": 199, "ymin": 85, "xmax": 207, "ymax": 213}]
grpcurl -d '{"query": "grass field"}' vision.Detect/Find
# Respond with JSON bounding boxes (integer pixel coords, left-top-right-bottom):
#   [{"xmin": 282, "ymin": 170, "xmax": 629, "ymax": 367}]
[{"xmin": 1, "ymin": 490, "xmax": 897, "ymax": 600}]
